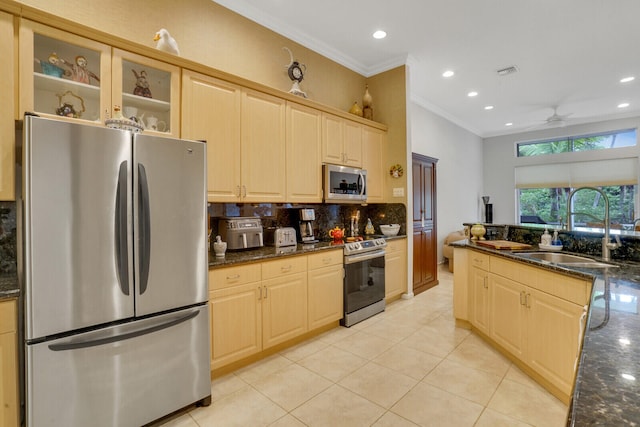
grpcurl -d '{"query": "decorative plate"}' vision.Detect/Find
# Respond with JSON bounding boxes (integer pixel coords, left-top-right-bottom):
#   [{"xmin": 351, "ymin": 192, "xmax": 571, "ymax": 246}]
[
  {"xmin": 105, "ymin": 118, "xmax": 144, "ymax": 133},
  {"xmin": 390, "ymin": 164, "xmax": 403, "ymax": 178}
]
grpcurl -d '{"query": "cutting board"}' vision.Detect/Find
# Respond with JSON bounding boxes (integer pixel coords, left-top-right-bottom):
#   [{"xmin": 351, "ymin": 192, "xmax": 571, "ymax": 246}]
[{"xmin": 474, "ymin": 240, "xmax": 532, "ymax": 250}]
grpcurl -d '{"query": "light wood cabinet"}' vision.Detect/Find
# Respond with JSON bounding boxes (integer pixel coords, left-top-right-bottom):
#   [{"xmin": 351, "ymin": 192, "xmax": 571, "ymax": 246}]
[
  {"xmin": 385, "ymin": 238, "xmax": 407, "ymax": 299},
  {"xmin": 307, "ymin": 250, "xmax": 343, "ymax": 329},
  {"xmin": 489, "ymin": 274, "xmax": 527, "ymax": 360},
  {"xmin": 362, "ymin": 126, "xmax": 385, "ymax": 202},
  {"xmin": 286, "ymin": 102, "xmax": 323, "ymax": 203},
  {"xmin": 112, "ymin": 48, "xmax": 181, "ymax": 137},
  {"xmin": 241, "ymin": 89, "xmax": 286, "ymax": 202},
  {"xmin": 471, "ymin": 266, "xmax": 491, "ymax": 336},
  {"xmin": 0, "ymin": 12, "xmax": 14, "ymax": 201},
  {"xmin": 19, "ymin": 19, "xmax": 111, "ymax": 125},
  {"xmin": 182, "ymin": 71, "xmax": 242, "ymax": 202},
  {"xmin": 182, "ymin": 74, "xmax": 286, "ymax": 202},
  {"xmin": 456, "ymin": 249, "xmax": 592, "ymax": 401},
  {"xmin": 209, "ymin": 263, "xmax": 262, "ymax": 370},
  {"xmin": 19, "ymin": 20, "xmax": 181, "ymax": 136},
  {"xmin": 0, "ymin": 299, "xmax": 18, "ymax": 427},
  {"xmin": 321, "ymin": 113, "xmax": 362, "ymax": 167},
  {"xmin": 262, "ymin": 271, "xmax": 308, "ymax": 349}
]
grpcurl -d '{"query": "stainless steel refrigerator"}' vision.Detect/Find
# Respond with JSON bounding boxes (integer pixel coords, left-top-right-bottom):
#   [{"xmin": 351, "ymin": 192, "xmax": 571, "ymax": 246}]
[{"xmin": 17, "ymin": 116, "xmax": 211, "ymax": 426}]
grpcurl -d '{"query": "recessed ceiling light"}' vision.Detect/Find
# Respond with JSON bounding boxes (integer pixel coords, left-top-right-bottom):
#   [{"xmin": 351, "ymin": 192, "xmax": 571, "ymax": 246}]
[
  {"xmin": 467, "ymin": 91, "xmax": 478, "ymax": 97},
  {"xmin": 372, "ymin": 30, "xmax": 387, "ymax": 39},
  {"xmin": 505, "ymin": 122, "xmax": 513, "ymax": 127},
  {"xmin": 618, "ymin": 102, "xmax": 630, "ymax": 108},
  {"xmin": 484, "ymin": 105, "xmax": 494, "ymax": 110},
  {"xmin": 620, "ymin": 76, "xmax": 635, "ymax": 83},
  {"xmin": 442, "ymin": 70, "xmax": 454, "ymax": 78}
]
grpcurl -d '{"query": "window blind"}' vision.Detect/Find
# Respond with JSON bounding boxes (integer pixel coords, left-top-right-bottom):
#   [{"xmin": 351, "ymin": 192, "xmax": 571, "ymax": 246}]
[{"xmin": 515, "ymin": 158, "xmax": 638, "ymax": 189}]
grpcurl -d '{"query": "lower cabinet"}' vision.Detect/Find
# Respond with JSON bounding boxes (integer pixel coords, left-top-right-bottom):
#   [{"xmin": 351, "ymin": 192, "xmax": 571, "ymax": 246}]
[
  {"xmin": 462, "ymin": 250, "xmax": 591, "ymax": 401},
  {"xmin": 209, "ymin": 249, "xmax": 343, "ymax": 371},
  {"xmin": 385, "ymin": 238, "xmax": 407, "ymax": 299},
  {"xmin": 261, "ymin": 257, "xmax": 308, "ymax": 349},
  {"xmin": 307, "ymin": 250, "xmax": 344, "ymax": 330},
  {"xmin": 0, "ymin": 299, "xmax": 18, "ymax": 427},
  {"xmin": 209, "ymin": 264, "xmax": 262, "ymax": 370}
]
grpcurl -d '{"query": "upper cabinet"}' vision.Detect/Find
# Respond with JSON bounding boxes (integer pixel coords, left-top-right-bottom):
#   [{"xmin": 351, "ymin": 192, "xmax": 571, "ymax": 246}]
[
  {"xmin": 321, "ymin": 113, "xmax": 362, "ymax": 167},
  {"xmin": 112, "ymin": 49, "xmax": 181, "ymax": 137},
  {"xmin": 182, "ymin": 72, "xmax": 286, "ymax": 203},
  {"xmin": 19, "ymin": 20, "xmax": 181, "ymax": 137},
  {"xmin": 0, "ymin": 12, "xmax": 15, "ymax": 201},
  {"xmin": 19, "ymin": 19, "xmax": 111, "ymax": 124},
  {"xmin": 182, "ymin": 71, "xmax": 241, "ymax": 202},
  {"xmin": 286, "ymin": 102, "xmax": 322, "ymax": 203}
]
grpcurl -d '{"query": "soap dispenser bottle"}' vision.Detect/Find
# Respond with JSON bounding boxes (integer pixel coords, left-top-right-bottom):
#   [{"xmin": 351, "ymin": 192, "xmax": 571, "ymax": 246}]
[
  {"xmin": 552, "ymin": 230, "xmax": 562, "ymax": 246},
  {"xmin": 541, "ymin": 227, "xmax": 552, "ymax": 246}
]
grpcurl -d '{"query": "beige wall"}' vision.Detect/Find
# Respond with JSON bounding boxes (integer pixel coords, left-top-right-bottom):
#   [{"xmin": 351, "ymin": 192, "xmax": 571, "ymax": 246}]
[{"xmin": 14, "ymin": 0, "xmax": 368, "ymax": 114}]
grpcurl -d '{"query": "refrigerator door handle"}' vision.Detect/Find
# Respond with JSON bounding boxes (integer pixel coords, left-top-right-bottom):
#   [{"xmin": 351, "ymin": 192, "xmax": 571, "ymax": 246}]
[
  {"xmin": 115, "ymin": 161, "xmax": 130, "ymax": 295},
  {"xmin": 138, "ymin": 163, "xmax": 151, "ymax": 294},
  {"xmin": 48, "ymin": 309, "xmax": 200, "ymax": 351}
]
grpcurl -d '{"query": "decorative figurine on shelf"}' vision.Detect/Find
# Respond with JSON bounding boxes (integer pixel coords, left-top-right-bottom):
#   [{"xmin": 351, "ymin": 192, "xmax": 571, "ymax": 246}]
[
  {"xmin": 132, "ymin": 69, "xmax": 153, "ymax": 98},
  {"xmin": 363, "ymin": 85, "xmax": 373, "ymax": 120},
  {"xmin": 283, "ymin": 47, "xmax": 307, "ymax": 98},
  {"xmin": 154, "ymin": 29, "xmax": 180, "ymax": 56},
  {"xmin": 37, "ymin": 52, "xmax": 69, "ymax": 78},
  {"xmin": 60, "ymin": 55, "xmax": 100, "ymax": 85},
  {"xmin": 55, "ymin": 90, "xmax": 85, "ymax": 118}
]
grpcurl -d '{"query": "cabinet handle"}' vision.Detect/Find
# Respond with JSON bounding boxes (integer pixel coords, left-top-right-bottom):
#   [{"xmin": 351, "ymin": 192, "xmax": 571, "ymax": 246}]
[
  {"xmin": 322, "ymin": 258, "xmax": 331, "ymax": 264},
  {"xmin": 525, "ymin": 293, "xmax": 531, "ymax": 308},
  {"xmin": 483, "ymin": 276, "xmax": 488, "ymax": 289},
  {"xmin": 258, "ymin": 286, "xmax": 262, "ymax": 300},
  {"xmin": 281, "ymin": 265, "xmax": 292, "ymax": 272},
  {"xmin": 236, "ymin": 185, "xmax": 241, "ymax": 197},
  {"xmin": 242, "ymin": 185, "xmax": 247, "ymax": 198},
  {"xmin": 264, "ymin": 286, "xmax": 268, "ymax": 299},
  {"xmin": 519, "ymin": 291, "xmax": 525, "ymax": 305},
  {"xmin": 226, "ymin": 274, "xmax": 240, "ymax": 280}
]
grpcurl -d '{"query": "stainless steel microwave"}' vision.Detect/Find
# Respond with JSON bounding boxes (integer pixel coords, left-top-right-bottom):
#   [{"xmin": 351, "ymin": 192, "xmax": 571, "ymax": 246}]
[{"xmin": 323, "ymin": 164, "xmax": 367, "ymax": 203}]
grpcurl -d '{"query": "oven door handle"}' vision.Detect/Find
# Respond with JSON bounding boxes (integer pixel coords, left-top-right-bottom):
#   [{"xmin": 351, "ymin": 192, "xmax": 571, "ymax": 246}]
[{"xmin": 344, "ymin": 249, "xmax": 386, "ymax": 264}]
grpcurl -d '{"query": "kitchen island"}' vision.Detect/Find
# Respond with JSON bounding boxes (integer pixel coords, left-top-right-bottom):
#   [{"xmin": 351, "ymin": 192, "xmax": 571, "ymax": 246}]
[{"xmin": 452, "ymin": 240, "xmax": 640, "ymax": 425}]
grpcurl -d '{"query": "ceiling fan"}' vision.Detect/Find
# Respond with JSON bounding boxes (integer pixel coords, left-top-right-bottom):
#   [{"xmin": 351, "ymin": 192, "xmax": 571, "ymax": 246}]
[{"xmin": 523, "ymin": 105, "xmax": 573, "ymax": 131}]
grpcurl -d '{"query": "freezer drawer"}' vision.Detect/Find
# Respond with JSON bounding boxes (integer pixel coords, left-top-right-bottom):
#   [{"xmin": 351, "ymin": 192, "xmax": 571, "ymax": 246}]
[{"xmin": 25, "ymin": 305, "xmax": 211, "ymax": 427}]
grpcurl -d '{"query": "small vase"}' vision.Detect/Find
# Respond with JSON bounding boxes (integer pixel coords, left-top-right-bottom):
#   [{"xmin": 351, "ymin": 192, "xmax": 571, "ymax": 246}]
[
  {"xmin": 470, "ymin": 224, "xmax": 486, "ymax": 241},
  {"xmin": 349, "ymin": 101, "xmax": 363, "ymax": 117},
  {"xmin": 363, "ymin": 85, "xmax": 373, "ymax": 120}
]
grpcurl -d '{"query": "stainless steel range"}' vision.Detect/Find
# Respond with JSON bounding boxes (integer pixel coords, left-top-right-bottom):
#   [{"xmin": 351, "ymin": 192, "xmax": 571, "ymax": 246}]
[{"xmin": 341, "ymin": 238, "xmax": 387, "ymax": 327}]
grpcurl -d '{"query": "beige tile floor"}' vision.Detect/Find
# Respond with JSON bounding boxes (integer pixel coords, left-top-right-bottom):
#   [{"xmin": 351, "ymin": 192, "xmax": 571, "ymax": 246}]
[{"xmin": 161, "ymin": 264, "xmax": 568, "ymax": 427}]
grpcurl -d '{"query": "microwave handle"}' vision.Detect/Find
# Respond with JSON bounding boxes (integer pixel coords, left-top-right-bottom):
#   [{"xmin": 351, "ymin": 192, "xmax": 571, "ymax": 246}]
[{"xmin": 358, "ymin": 172, "xmax": 366, "ymax": 197}]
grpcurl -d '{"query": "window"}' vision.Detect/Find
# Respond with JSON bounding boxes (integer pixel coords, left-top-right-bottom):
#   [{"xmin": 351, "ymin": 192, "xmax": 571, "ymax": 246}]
[
  {"xmin": 519, "ymin": 185, "xmax": 636, "ymax": 229},
  {"xmin": 517, "ymin": 129, "xmax": 636, "ymax": 157}
]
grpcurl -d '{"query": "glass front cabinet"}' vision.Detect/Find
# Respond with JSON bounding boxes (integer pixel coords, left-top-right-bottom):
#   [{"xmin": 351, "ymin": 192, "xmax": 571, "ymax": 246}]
[{"xmin": 19, "ymin": 20, "xmax": 180, "ymax": 137}]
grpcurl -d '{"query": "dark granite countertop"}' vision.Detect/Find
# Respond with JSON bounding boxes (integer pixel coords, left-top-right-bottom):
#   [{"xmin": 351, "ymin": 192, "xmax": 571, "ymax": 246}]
[
  {"xmin": 454, "ymin": 240, "xmax": 640, "ymax": 425},
  {"xmin": 0, "ymin": 274, "xmax": 19, "ymax": 300},
  {"xmin": 208, "ymin": 235, "xmax": 406, "ymax": 269}
]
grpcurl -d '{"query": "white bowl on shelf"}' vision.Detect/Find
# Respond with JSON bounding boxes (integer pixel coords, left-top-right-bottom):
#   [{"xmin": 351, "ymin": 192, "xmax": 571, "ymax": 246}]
[{"xmin": 380, "ymin": 224, "xmax": 400, "ymax": 236}]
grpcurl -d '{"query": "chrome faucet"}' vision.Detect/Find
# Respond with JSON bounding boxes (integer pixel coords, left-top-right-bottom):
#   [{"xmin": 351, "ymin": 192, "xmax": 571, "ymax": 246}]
[{"xmin": 566, "ymin": 187, "xmax": 621, "ymax": 261}]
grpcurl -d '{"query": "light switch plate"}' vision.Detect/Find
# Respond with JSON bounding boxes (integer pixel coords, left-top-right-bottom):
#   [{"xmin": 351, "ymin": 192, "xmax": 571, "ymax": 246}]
[{"xmin": 393, "ymin": 187, "xmax": 404, "ymax": 197}]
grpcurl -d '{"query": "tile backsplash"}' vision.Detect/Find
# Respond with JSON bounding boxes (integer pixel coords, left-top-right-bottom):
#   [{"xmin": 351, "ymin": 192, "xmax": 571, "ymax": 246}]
[
  {"xmin": 0, "ymin": 201, "xmax": 16, "ymax": 274},
  {"xmin": 208, "ymin": 203, "xmax": 407, "ymax": 242}
]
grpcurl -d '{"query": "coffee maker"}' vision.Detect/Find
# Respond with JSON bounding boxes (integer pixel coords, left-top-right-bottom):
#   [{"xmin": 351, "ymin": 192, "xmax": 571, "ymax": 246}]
[{"xmin": 298, "ymin": 208, "xmax": 318, "ymax": 243}]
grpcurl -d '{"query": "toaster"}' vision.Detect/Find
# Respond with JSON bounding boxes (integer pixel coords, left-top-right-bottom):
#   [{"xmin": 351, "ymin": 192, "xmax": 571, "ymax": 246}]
[{"xmin": 264, "ymin": 227, "xmax": 297, "ymax": 247}]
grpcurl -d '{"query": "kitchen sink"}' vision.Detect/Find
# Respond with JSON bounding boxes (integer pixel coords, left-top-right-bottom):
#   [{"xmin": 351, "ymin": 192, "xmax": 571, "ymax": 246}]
[{"xmin": 516, "ymin": 252, "xmax": 617, "ymax": 268}]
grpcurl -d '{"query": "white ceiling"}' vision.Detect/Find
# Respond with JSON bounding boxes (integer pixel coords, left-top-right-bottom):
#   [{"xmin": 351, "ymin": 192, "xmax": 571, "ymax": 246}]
[{"xmin": 213, "ymin": 0, "xmax": 640, "ymax": 138}]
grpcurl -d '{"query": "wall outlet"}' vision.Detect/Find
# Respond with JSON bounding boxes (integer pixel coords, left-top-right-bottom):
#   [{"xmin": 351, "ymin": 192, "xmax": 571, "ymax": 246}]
[{"xmin": 392, "ymin": 187, "xmax": 404, "ymax": 197}]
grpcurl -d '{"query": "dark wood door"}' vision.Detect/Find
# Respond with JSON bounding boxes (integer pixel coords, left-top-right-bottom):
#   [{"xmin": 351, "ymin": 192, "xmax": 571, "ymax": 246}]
[{"xmin": 412, "ymin": 153, "xmax": 438, "ymax": 295}]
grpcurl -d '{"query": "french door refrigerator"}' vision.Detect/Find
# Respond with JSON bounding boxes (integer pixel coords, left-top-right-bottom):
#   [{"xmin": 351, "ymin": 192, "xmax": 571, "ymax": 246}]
[{"xmin": 18, "ymin": 116, "xmax": 211, "ymax": 426}]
